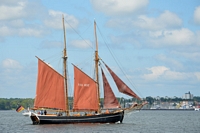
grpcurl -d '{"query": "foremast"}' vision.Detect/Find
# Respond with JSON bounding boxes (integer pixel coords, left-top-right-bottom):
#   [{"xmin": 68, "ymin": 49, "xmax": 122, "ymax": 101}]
[
  {"xmin": 94, "ymin": 20, "xmax": 101, "ymax": 113},
  {"xmin": 62, "ymin": 15, "xmax": 69, "ymax": 115}
]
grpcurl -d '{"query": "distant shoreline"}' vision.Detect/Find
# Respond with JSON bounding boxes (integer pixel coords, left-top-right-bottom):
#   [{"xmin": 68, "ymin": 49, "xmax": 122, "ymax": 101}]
[{"xmin": 141, "ymin": 108, "xmax": 195, "ymax": 111}]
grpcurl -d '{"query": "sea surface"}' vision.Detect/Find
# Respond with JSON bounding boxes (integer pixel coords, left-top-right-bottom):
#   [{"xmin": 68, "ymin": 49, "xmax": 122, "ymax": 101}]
[{"xmin": 0, "ymin": 110, "xmax": 199, "ymax": 133}]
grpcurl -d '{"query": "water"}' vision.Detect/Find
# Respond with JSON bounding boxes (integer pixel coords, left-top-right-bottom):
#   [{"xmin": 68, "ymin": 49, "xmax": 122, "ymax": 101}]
[{"xmin": 0, "ymin": 110, "xmax": 199, "ymax": 133}]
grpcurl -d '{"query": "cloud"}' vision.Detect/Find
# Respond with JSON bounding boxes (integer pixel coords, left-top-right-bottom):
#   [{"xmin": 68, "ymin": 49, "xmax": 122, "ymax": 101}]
[
  {"xmin": 194, "ymin": 72, "xmax": 200, "ymax": 81},
  {"xmin": 1, "ymin": 59, "xmax": 22, "ymax": 69},
  {"xmin": 155, "ymin": 54, "xmax": 183, "ymax": 70},
  {"xmin": 0, "ymin": 59, "xmax": 23, "ymax": 86},
  {"xmin": 133, "ymin": 10, "xmax": 182, "ymax": 30},
  {"xmin": 149, "ymin": 28, "xmax": 195, "ymax": 47},
  {"xmin": 0, "ymin": 59, "xmax": 36, "ymax": 98},
  {"xmin": 0, "ymin": 0, "xmax": 45, "ymax": 21},
  {"xmin": 0, "ymin": 25, "xmax": 46, "ymax": 37},
  {"xmin": 106, "ymin": 27, "xmax": 196, "ymax": 49},
  {"xmin": 194, "ymin": 6, "xmax": 200, "ymax": 25},
  {"xmin": 0, "ymin": 0, "xmax": 27, "ymax": 20},
  {"xmin": 0, "ymin": 0, "xmax": 47, "ymax": 37},
  {"xmin": 164, "ymin": 71, "xmax": 189, "ymax": 80},
  {"xmin": 106, "ymin": 10, "xmax": 182, "ymax": 32},
  {"xmin": 69, "ymin": 39, "xmax": 93, "ymax": 49},
  {"xmin": 44, "ymin": 10, "xmax": 79, "ymax": 30},
  {"xmin": 0, "ymin": 1, "xmax": 80, "ymax": 38},
  {"xmin": 143, "ymin": 66, "xmax": 169, "ymax": 80},
  {"xmin": 142, "ymin": 66, "xmax": 197, "ymax": 82},
  {"xmin": 91, "ymin": 0, "xmax": 148, "ymax": 16}
]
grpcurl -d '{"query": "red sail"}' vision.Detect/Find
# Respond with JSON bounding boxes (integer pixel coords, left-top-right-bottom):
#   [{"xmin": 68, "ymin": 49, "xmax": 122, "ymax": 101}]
[
  {"xmin": 34, "ymin": 58, "xmax": 66, "ymax": 110},
  {"xmin": 102, "ymin": 69, "xmax": 121, "ymax": 109},
  {"xmin": 73, "ymin": 65, "xmax": 98, "ymax": 111},
  {"xmin": 105, "ymin": 64, "xmax": 141, "ymax": 100}
]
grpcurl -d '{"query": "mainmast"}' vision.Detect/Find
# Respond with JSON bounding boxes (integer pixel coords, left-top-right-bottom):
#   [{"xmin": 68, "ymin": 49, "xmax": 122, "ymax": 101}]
[
  {"xmin": 62, "ymin": 15, "xmax": 69, "ymax": 115},
  {"xmin": 94, "ymin": 20, "xmax": 101, "ymax": 113}
]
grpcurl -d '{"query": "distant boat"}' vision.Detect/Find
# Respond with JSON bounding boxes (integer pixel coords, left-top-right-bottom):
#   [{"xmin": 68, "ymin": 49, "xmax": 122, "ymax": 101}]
[
  {"xmin": 194, "ymin": 107, "xmax": 200, "ymax": 111},
  {"xmin": 29, "ymin": 15, "xmax": 146, "ymax": 124},
  {"xmin": 22, "ymin": 111, "xmax": 31, "ymax": 116},
  {"xmin": 22, "ymin": 107, "xmax": 31, "ymax": 116}
]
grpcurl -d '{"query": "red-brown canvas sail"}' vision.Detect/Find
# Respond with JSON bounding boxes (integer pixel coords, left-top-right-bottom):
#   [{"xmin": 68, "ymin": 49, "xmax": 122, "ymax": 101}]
[
  {"xmin": 104, "ymin": 64, "xmax": 141, "ymax": 100},
  {"xmin": 102, "ymin": 69, "xmax": 121, "ymax": 109},
  {"xmin": 34, "ymin": 58, "xmax": 66, "ymax": 110},
  {"xmin": 73, "ymin": 65, "xmax": 98, "ymax": 111}
]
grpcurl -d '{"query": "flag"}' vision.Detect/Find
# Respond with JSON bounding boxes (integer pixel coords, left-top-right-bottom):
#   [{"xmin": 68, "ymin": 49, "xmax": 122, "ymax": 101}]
[{"xmin": 16, "ymin": 105, "xmax": 24, "ymax": 112}]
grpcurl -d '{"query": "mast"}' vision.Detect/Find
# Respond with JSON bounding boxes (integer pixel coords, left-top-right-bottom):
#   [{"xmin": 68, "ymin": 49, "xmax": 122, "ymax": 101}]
[
  {"xmin": 62, "ymin": 14, "xmax": 69, "ymax": 115},
  {"xmin": 94, "ymin": 20, "xmax": 101, "ymax": 113}
]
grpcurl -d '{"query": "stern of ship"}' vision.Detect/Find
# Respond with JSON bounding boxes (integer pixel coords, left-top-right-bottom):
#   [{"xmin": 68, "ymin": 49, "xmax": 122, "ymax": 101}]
[{"xmin": 30, "ymin": 113, "xmax": 40, "ymax": 124}]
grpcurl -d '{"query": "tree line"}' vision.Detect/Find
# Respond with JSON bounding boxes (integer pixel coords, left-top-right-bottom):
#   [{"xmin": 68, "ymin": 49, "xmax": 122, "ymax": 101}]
[
  {"xmin": 0, "ymin": 96, "xmax": 200, "ymax": 110},
  {"xmin": 0, "ymin": 98, "xmax": 34, "ymax": 110}
]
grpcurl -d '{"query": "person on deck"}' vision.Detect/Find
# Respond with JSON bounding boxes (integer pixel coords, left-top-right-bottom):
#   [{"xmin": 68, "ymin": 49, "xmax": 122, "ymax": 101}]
[
  {"xmin": 105, "ymin": 109, "xmax": 109, "ymax": 114},
  {"xmin": 44, "ymin": 110, "xmax": 47, "ymax": 115}
]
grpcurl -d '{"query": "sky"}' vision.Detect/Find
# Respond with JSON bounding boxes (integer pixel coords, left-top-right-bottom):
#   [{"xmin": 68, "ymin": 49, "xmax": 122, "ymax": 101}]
[{"xmin": 0, "ymin": 0, "xmax": 200, "ymax": 99}]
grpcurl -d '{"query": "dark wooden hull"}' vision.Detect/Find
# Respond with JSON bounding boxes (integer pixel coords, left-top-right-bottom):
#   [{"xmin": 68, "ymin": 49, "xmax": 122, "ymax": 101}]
[{"xmin": 30, "ymin": 111, "xmax": 124, "ymax": 124}]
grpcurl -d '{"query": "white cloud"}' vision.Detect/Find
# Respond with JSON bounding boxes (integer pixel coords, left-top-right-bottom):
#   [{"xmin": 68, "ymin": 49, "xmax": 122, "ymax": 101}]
[
  {"xmin": 155, "ymin": 54, "xmax": 183, "ymax": 70},
  {"xmin": 0, "ymin": 26, "xmax": 12, "ymax": 36},
  {"xmin": 44, "ymin": 10, "xmax": 79, "ymax": 30},
  {"xmin": 18, "ymin": 27, "xmax": 46, "ymax": 37},
  {"xmin": 195, "ymin": 31, "xmax": 200, "ymax": 46},
  {"xmin": 0, "ymin": 0, "xmax": 47, "ymax": 37},
  {"xmin": 194, "ymin": 72, "xmax": 200, "ymax": 81},
  {"xmin": 0, "ymin": 25, "xmax": 46, "ymax": 37},
  {"xmin": 9, "ymin": 19, "xmax": 25, "ymax": 27},
  {"xmin": 194, "ymin": 6, "xmax": 200, "ymax": 25},
  {"xmin": 0, "ymin": 59, "xmax": 36, "ymax": 98},
  {"xmin": 0, "ymin": 0, "xmax": 44, "ymax": 21},
  {"xmin": 69, "ymin": 39, "xmax": 93, "ymax": 49},
  {"xmin": 0, "ymin": 1, "xmax": 27, "ymax": 20},
  {"xmin": 1, "ymin": 59, "xmax": 23, "ymax": 76},
  {"xmin": 2, "ymin": 59, "xmax": 22, "ymax": 69},
  {"xmin": 150, "ymin": 28, "xmax": 195, "ymax": 46},
  {"xmin": 106, "ymin": 10, "xmax": 182, "ymax": 31},
  {"xmin": 143, "ymin": 66, "xmax": 169, "ymax": 80},
  {"xmin": 164, "ymin": 71, "xmax": 188, "ymax": 80},
  {"xmin": 134, "ymin": 11, "xmax": 182, "ymax": 30},
  {"xmin": 142, "ymin": 66, "xmax": 198, "ymax": 82},
  {"xmin": 0, "ymin": 1, "xmax": 81, "ymax": 38},
  {"xmin": 90, "ymin": 0, "xmax": 148, "ymax": 16}
]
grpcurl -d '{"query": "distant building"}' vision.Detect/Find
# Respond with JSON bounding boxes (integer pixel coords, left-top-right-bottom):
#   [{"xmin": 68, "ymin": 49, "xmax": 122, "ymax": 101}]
[
  {"xmin": 182, "ymin": 91, "xmax": 193, "ymax": 99},
  {"xmin": 156, "ymin": 96, "xmax": 160, "ymax": 100}
]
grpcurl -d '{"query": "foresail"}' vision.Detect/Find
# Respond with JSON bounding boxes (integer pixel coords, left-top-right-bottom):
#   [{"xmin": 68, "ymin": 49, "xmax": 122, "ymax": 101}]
[
  {"xmin": 102, "ymin": 68, "xmax": 121, "ymax": 109},
  {"xmin": 73, "ymin": 65, "xmax": 99, "ymax": 111},
  {"xmin": 104, "ymin": 63, "xmax": 141, "ymax": 100},
  {"xmin": 34, "ymin": 58, "xmax": 66, "ymax": 110}
]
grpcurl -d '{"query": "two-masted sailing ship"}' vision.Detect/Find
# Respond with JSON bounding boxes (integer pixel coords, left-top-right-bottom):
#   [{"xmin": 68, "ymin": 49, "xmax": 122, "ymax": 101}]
[{"xmin": 30, "ymin": 15, "xmax": 146, "ymax": 124}]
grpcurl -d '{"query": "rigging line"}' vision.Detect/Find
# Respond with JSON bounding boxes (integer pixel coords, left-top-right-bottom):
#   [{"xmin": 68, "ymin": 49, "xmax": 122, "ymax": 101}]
[
  {"xmin": 96, "ymin": 25, "xmax": 144, "ymax": 99},
  {"xmin": 43, "ymin": 52, "xmax": 61, "ymax": 62},
  {"xmin": 82, "ymin": 21, "xmax": 93, "ymax": 36},
  {"xmin": 64, "ymin": 19, "xmax": 94, "ymax": 50},
  {"xmin": 71, "ymin": 51, "xmax": 94, "ymax": 70}
]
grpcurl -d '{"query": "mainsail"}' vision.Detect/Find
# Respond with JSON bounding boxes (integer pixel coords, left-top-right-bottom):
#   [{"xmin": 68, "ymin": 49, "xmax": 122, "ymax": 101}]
[
  {"xmin": 73, "ymin": 65, "xmax": 99, "ymax": 111},
  {"xmin": 104, "ymin": 63, "xmax": 141, "ymax": 100},
  {"xmin": 101, "ymin": 68, "xmax": 121, "ymax": 109},
  {"xmin": 34, "ymin": 58, "xmax": 66, "ymax": 110}
]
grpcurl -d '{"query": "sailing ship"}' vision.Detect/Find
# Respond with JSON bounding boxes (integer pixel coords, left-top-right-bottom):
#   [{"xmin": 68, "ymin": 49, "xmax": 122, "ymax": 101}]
[{"xmin": 30, "ymin": 15, "xmax": 146, "ymax": 124}]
